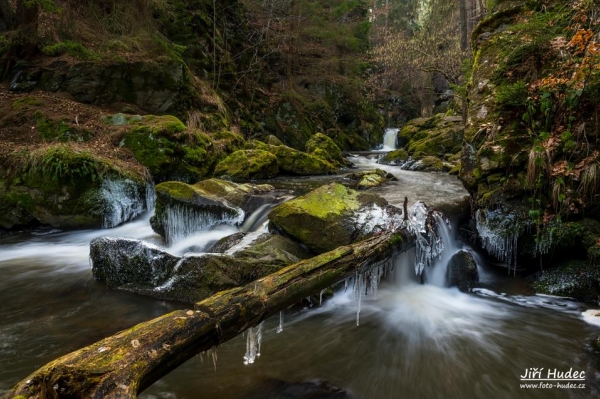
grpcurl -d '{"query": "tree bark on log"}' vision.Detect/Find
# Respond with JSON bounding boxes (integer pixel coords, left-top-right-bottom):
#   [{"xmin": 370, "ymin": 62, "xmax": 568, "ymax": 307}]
[{"xmin": 6, "ymin": 230, "xmax": 412, "ymax": 399}]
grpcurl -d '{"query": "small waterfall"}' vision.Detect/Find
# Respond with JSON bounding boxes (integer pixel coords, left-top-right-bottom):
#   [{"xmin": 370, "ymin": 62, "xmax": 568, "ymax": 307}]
[
  {"xmin": 99, "ymin": 179, "xmax": 154, "ymax": 229},
  {"xmin": 425, "ymin": 214, "xmax": 460, "ymax": 287},
  {"xmin": 382, "ymin": 128, "xmax": 399, "ymax": 151},
  {"xmin": 163, "ymin": 204, "xmax": 244, "ymax": 244}
]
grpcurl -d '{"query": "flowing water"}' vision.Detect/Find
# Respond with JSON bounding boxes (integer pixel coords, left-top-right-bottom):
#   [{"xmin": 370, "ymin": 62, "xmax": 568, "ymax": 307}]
[{"xmin": 1, "ymin": 161, "xmax": 600, "ymax": 398}]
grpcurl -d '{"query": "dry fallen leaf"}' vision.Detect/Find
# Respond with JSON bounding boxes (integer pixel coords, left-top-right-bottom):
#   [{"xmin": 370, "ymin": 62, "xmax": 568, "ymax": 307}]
[{"xmin": 131, "ymin": 340, "xmax": 140, "ymax": 348}]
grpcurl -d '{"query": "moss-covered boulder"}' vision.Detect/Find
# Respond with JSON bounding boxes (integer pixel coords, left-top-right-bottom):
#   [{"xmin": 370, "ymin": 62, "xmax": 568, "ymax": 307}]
[
  {"xmin": 306, "ymin": 132, "xmax": 345, "ymax": 167},
  {"xmin": 268, "ymin": 183, "xmax": 403, "ymax": 254},
  {"xmin": 0, "ymin": 145, "xmax": 151, "ymax": 230},
  {"xmin": 116, "ymin": 114, "xmax": 219, "ymax": 182},
  {"xmin": 531, "ymin": 260, "xmax": 600, "ymax": 303},
  {"xmin": 407, "ymin": 156, "xmax": 447, "ymax": 172},
  {"xmin": 91, "ymin": 233, "xmax": 311, "ymax": 303},
  {"xmin": 214, "ymin": 150, "xmax": 278, "ymax": 182},
  {"xmin": 379, "ymin": 149, "xmax": 409, "ymax": 165},
  {"xmin": 266, "ymin": 135, "xmax": 284, "ymax": 146},
  {"xmin": 405, "ymin": 115, "xmax": 463, "ymax": 158},
  {"xmin": 348, "ymin": 169, "xmax": 397, "ymax": 189},
  {"xmin": 245, "ymin": 139, "xmax": 272, "ymax": 151},
  {"xmin": 446, "ymin": 250, "xmax": 478, "ymax": 292},
  {"xmin": 273, "ymin": 145, "xmax": 337, "ymax": 176},
  {"xmin": 150, "ymin": 179, "xmax": 277, "ymax": 243}
]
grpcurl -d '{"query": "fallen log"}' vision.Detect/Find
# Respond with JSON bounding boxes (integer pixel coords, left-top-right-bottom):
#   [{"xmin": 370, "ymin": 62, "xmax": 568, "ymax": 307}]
[{"xmin": 6, "ymin": 230, "xmax": 412, "ymax": 399}]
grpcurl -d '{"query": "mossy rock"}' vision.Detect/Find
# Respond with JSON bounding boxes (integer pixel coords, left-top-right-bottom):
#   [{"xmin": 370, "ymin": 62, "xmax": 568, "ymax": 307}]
[
  {"xmin": 245, "ymin": 139, "xmax": 272, "ymax": 151},
  {"xmin": 211, "ymin": 130, "xmax": 246, "ymax": 154},
  {"xmin": 519, "ymin": 218, "xmax": 600, "ymax": 263},
  {"xmin": 268, "ymin": 183, "xmax": 402, "ymax": 254},
  {"xmin": 120, "ymin": 114, "xmax": 217, "ymax": 182},
  {"xmin": 379, "ymin": 149, "xmax": 409, "ymax": 165},
  {"xmin": 348, "ymin": 169, "xmax": 396, "ymax": 189},
  {"xmin": 266, "ymin": 135, "xmax": 284, "ymax": 146},
  {"xmin": 409, "ymin": 156, "xmax": 446, "ymax": 172},
  {"xmin": 214, "ymin": 150, "xmax": 279, "ymax": 182},
  {"xmin": 306, "ymin": 132, "xmax": 344, "ymax": 167},
  {"xmin": 273, "ymin": 145, "xmax": 337, "ymax": 176},
  {"xmin": 0, "ymin": 145, "xmax": 149, "ymax": 230},
  {"xmin": 402, "ymin": 115, "xmax": 463, "ymax": 159},
  {"xmin": 531, "ymin": 260, "xmax": 600, "ymax": 303},
  {"xmin": 446, "ymin": 250, "xmax": 478, "ymax": 292}
]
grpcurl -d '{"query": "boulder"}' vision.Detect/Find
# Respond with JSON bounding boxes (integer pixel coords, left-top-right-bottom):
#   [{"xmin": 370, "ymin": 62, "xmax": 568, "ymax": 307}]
[
  {"xmin": 150, "ymin": 179, "xmax": 279, "ymax": 243},
  {"xmin": 531, "ymin": 260, "xmax": 600, "ymax": 303},
  {"xmin": 91, "ymin": 234, "xmax": 311, "ymax": 303},
  {"xmin": 348, "ymin": 169, "xmax": 397, "ymax": 189},
  {"xmin": 266, "ymin": 134, "xmax": 284, "ymax": 146},
  {"xmin": 273, "ymin": 145, "xmax": 337, "ymax": 176},
  {"xmin": 245, "ymin": 139, "xmax": 272, "ymax": 151},
  {"xmin": 306, "ymin": 132, "xmax": 345, "ymax": 167},
  {"xmin": 268, "ymin": 183, "xmax": 403, "ymax": 254},
  {"xmin": 446, "ymin": 250, "xmax": 478, "ymax": 292},
  {"xmin": 214, "ymin": 149, "xmax": 279, "ymax": 181},
  {"xmin": 206, "ymin": 232, "xmax": 247, "ymax": 253},
  {"xmin": 378, "ymin": 149, "xmax": 409, "ymax": 165}
]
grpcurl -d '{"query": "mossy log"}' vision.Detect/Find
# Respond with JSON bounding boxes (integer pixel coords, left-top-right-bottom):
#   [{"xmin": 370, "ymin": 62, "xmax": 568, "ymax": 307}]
[{"xmin": 6, "ymin": 230, "xmax": 412, "ymax": 399}]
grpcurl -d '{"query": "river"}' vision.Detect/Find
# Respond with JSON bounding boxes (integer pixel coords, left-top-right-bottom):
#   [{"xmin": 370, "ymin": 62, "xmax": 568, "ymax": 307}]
[{"xmin": 1, "ymin": 156, "xmax": 599, "ymax": 399}]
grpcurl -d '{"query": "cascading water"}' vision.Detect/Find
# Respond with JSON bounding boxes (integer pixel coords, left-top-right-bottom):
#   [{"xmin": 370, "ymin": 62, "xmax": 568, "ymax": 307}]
[{"xmin": 381, "ymin": 128, "xmax": 399, "ymax": 151}]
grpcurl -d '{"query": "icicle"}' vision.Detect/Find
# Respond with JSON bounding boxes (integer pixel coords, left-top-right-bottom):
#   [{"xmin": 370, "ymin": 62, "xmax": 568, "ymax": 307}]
[
  {"xmin": 163, "ymin": 204, "xmax": 244, "ymax": 244},
  {"xmin": 405, "ymin": 202, "xmax": 446, "ymax": 276},
  {"xmin": 243, "ymin": 322, "xmax": 263, "ymax": 365},
  {"xmin": 353, "ymin": 272, "xmax": 365, "ymax": 326},
  {"xmin": 475, "ymin": 209, "xmax": 521, "ymax": 271},
  {"xmin": 210, "ymin": 346, "xmax": 218, "ymax": 372},
  {"xmin": 276, "ymin": 311, "xmax": 283, "ymax": 334},
  {"xmin": 319, "ymin": 289, "xmax": 326, "ymax": 306},
  {"xmin": 99, "ymin": 179, "xmax": 153, "ymax": 228}
]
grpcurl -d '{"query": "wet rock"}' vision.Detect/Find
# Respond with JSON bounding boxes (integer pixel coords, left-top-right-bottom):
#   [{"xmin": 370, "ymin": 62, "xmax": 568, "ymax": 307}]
[
  {"xmin": 268, "ymin": 183, "xmax": 403, "ymax": 254},
  {"xmin": 378, "ymin": 149, "xmax": 409, "ymax": 165},
  {"xmin": 91, "ymin": 234, "xmax": 311, "ymax": 303},
  {"xmin": 530, "ymin": 260, "xmax": 600, "ymax": 303},
  {"xmin": 214, "ymin": 149, "xmax": 279, "ymax": 181},
  {"xmin": 206, "ymin": 232, "xmax": 247, "ymax": 253},
  {"xmin": 150, "ymin": 179, "xmax": 278, "ymax": 243},
  {"xmin": 446, "ymin": 250, "xmax": 478, "ymax": 292},
  {"xmin": 348, "ymin": 169, "xmax": 397, "ymax": 189}
]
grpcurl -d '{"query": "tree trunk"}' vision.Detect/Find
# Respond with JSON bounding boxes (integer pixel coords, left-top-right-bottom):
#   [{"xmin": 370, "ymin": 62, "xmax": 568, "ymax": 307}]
[
  {"xmin": 0, "ymin": 0, "xmax": 13, "ymax": 32},
  {"xmin": 459, "ymin": 0, "xmax": 468, "ymax": 53},
  {"xmin": 15, "ymin": 0, "xmax": 39, "ymax": 38},
  {"xmin": 6, "ymin": 230, "xmax": 412, "ymax": 399}
]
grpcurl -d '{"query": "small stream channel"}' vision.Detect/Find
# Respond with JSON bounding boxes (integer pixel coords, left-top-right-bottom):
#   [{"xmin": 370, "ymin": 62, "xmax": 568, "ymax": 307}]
[{"xmin": 1, "ymin": 155, "xmax": 600, "ymax": 399}]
